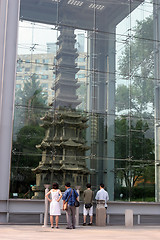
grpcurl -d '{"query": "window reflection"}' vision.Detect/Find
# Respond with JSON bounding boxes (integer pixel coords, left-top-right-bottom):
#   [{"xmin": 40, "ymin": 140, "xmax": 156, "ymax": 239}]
[{"xmin": 10, "ymin": 0, "xmax": 155, "ymax": 202}]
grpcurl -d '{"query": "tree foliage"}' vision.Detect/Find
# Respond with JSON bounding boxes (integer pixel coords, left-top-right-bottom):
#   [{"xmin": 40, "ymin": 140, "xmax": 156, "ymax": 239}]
[
  {"xmin": 11, "ymin": 125, "xmax": 45, "ymax": 197},
  {"xmin": 11, "ymin": 73, "xmax": 48, "ymax": 197},
  {"xmin": 14, "ymin": 73, "xmax": 47, "ymax": 131},
  {"xmin": 115, "ymin": 118, "xmax": 155, "ymax": 189},
  {"xmin": 117, "ymin": 16, "xmax": 154, "ymax": 115}
]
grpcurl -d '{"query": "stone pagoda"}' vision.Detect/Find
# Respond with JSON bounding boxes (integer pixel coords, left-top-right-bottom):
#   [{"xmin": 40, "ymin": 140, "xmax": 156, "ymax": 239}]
[{"xmin": 32, "ymin": 25, "xmax": 89, "ymax": 198}]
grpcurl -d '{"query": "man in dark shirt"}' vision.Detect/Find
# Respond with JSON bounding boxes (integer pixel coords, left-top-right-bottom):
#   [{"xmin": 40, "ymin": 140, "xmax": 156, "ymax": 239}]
[
  {"xmin": 83, "ymin": 183, "xmax": 93, "ymax": 226},
  {"xmin": 62, "ymin": 182, "xmax": 79, "ymax": 229}
]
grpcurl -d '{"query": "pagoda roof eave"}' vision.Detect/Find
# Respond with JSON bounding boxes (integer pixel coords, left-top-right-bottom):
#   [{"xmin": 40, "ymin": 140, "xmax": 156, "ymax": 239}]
[
  {"xmin": 52, "ymin": 81, "xmax": 80, "ymax": 88},
  {"xmin": 52, "ymin": 98, "xmax": 81, "ymax": 106},
  {"xmin": 41, "ymin": 114, "xmax": 53, "ymax": 121},
  {"xmin": 53, "ymin": 120, "xmax": 84, "ymax": 125},
  {"xmin": 60, "ymin": 139, "xmax": 82, "ymax": 147},
  {"xmin": 60, "ymin": 166, "xmax": 89, "ymax": 173}
]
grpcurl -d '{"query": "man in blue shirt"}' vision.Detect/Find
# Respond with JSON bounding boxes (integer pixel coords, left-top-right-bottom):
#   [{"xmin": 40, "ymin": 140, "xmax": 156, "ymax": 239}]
[{"xmin": 62, "ymin": 182, "xmax": 79, "ymax": 229}]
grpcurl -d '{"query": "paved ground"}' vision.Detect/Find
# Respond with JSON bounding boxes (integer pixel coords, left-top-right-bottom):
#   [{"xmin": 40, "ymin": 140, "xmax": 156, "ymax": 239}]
[{"xmin": 0, "ymin": 225, "xmax": 160, "ymax": 240}]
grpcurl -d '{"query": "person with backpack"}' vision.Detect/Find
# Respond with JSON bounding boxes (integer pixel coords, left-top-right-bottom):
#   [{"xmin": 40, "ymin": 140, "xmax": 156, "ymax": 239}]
[{"xmin": 83, "ymin": 183, "xmax": 93, "ymax": 226}]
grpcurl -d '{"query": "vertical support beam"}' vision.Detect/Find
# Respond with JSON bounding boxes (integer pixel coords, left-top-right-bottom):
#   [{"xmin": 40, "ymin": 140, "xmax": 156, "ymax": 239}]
[
  {"xmin": 137, "ymin": 214, "xmax": 140, "ymax": 225},
  {"xmin": 86, "ymin": 31, "xmax": 92, "ymax": 173},
  {"xmin": 40, "ymin": 213, "xmax": 43, "ymax": 224},
  {"xmin": 154, "ymin": 0, "xmax": 160, "ymax": 202},
  {"xmin": 107, "ymin": 214, "xmax": 110, "ymax": 225},
  {"xmin": 96, "ymin": 33, "xmax": 108, "ymax": 185},
  {"xmin": 0, "ymin": 0, "xmax": 20, "ymax": 203},
  {"xmin": 43, "ymin": 185, "xmax": 50, "ymax": 227},
  {"xmin": 86, "ymin": 31, "xmax": 99, "ymax": 186},
  {"xmin": 75, "ymin": 187, "xmax": 80, "ymax": 227},
  {"xmin": 86, "ymin": 30, "xmax": 109, "ymax": 186},
  {"xmin": 86, "ymin": 31, "xmax": 93, "ymax": 114},
  {"xmin": 0, "ymin": 0, "xmax": 8, "ymax": 116},
  {"xmin": 104, "ymin": 29, "xmax": 116, "ymax": 201}
]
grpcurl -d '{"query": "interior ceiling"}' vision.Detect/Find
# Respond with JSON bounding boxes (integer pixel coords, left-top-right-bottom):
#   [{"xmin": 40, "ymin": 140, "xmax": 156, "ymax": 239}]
[{"xmin": 20, "ymin": 0, "xmax": 144, "ymax": 30}]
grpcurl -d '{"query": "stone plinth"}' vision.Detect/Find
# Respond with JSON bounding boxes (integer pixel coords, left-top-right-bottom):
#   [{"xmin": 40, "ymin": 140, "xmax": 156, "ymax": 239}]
[
  {"xmin": 125, "ymin": 209, "xmax": 133, "ymax": 227},
  {"xmin": 96, "ymin": 200, "xmax": 106, "ymax": 226}
]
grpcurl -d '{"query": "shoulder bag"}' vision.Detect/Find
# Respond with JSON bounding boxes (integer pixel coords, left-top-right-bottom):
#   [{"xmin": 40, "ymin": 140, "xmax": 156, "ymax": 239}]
[
  {"xmin": 73, "ymin": 189, "xmax": 80, "ymax": 207},
  {"xmin": 85, "ymin": 203, "xmax": 92, "ymax": 209},
  {"xmin": 64, "ymin": 190, "xmax": 72, "ymax": 210}
]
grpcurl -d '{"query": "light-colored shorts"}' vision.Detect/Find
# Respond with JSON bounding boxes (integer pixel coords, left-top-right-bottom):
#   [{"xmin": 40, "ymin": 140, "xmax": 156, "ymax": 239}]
[{"xmin": 83, "ymin": 204, "xmax": 93, "ymax": 216}]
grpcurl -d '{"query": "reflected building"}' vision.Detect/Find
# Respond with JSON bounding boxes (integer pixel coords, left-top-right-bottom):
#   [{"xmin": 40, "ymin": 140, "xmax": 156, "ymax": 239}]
[
  {"xmin": 76, "ymin": 33, "xmax": 85, "ymax": 53},
  {"xmin": 47, "ymin": 42, "xmax": 57, "ymax": 54}
]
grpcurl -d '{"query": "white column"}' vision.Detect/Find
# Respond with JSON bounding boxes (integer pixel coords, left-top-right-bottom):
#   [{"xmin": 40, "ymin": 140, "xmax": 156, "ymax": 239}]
[
  {"xmin": 0, "ymin": 0, "xmax": 8, "ymax": 118},
  {"xmin": 0, "ymin": 0, "xmax": 20, "ymax": 200},
  {"xmin": 43, "ymin": 185, "xmax": 50, "ymax": 227},
  {"xmin": 75, "ymin": 187, "xmax": 80, "ymax": 227}
]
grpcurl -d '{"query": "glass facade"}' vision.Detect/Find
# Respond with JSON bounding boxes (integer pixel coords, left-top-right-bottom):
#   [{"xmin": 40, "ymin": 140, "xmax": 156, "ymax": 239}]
[{"xmin": 10, "ymin": 0, "xmax": 157, "ymax": 202}]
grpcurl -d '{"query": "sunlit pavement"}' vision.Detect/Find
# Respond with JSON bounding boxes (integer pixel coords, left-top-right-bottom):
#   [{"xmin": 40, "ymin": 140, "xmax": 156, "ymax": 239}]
[{"xmin": 0, "ymin": 225, "xmax": 160, "ymax": 240}]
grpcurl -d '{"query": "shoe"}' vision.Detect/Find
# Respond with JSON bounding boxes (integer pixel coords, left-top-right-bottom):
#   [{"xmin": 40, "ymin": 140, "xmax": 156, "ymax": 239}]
[
  {"xmin": 51, "ymin": 226, "xmax": 54, "ymax": 228},
  {"xmin": 72, "ymin": 226, "xmax": 75, "ymax": 229},
  {"xmin": 66, "ymin": 227, "xmax": 72, "ymax": 229},
  {"xmin": 83, "ymin": 223, "xmax": 86, "ymax": 226},
  {"xmin": 88, "ymin": 223, "xmax": 92, "ymax": 226},
  {"xmin": 55, "ymin": 226, "xmax": 59, "ymax": 229}
]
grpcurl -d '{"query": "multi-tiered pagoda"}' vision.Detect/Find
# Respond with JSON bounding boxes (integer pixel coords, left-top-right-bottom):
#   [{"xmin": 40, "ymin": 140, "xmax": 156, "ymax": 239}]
[
  {"xmin": 52, "ymin": 26, "xmax": 81, "ymax": 109},
  {"xmin": 32, "ymin": 26, "xmax": 89, "ymax": 198}
]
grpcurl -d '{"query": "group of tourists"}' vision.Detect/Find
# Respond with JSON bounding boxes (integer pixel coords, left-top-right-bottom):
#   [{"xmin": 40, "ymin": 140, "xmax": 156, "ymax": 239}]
[{"xmin": 45, "ymin": 182, "xmax": 109, "ymax": 229}]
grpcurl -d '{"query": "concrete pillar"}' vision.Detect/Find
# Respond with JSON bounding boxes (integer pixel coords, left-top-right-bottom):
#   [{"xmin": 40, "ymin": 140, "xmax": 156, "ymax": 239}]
[
  {"xmin": 125, "ymin": 209, "xmax": 133, "ymax": 227},
  {"xmin": 104, "ymin": 28, "xmax": 116, "ymax": 201},
  {"xmin": 40, "ymin": 213, "xmax": 43, "ymax": 224},
  {"xmin": 96, "ymin": 200, "xmax": 106, "ymax": 226},
  {"xmin": 0, "ymin": 0, "xmax": 20, "ymax": 200},
  {"xmin": 96, "ymin": 33, "xmax": 108, "ymax": 185},
  {"xmin": 0, "ymin": 0, "xmax": 8, "ymax": 113},
  {"xmin": 75, "ymin": 187, "xmax": 80, "ymax": 227},
  {"xmin": 137, "ymin": 214, "xmax": 140, "ymax": 225},
  {"xmin": 43, "ymin": 184, "xmax": 50, "ymax": 227},
  {"xmin": 0, "ymin": 0, "xmax": 20, "ymax": 222}
]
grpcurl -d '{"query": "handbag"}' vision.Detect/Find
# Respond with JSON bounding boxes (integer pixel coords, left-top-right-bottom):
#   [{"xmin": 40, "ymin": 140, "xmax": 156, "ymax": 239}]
[
  {"xmin": 73, "ymin": 189, "xmax": 80, "ymax": 207},
  {"xmin": 64, "ymin": 190, "xmax": 72, "ymax": 211},
  {"xmin": 74, "ymin": 199, "xmax": 80, "ymax": 207},
  {"xmin": 64, "ymin": 201, "xmax": 68, "ymax": 210},
  {"xmin": 85, "ymin": 203, "xmax": 92, "ymax": 209}
]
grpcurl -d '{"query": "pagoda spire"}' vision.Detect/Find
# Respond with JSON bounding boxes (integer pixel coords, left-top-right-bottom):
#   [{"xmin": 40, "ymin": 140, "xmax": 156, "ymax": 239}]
[{"xmin": 52, "ymin": 26, "xmax": 81, "ymax": 109}]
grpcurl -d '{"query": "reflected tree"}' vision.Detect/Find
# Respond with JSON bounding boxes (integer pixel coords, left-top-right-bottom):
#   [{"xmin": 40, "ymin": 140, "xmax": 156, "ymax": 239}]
[
  {"xmin": 115, "ymin": 118, "xmax": 154, "ymax": 189},
  {"xmin": 11, "ymin": 125, "xmax": 45, "ymax": 198},
  {"xmin": 11, "ymin": 73, "xmax": 47, "ymax": 197},
  {"xmin": 14, "ymin": 73, "xmax": 47, "ymax": 136},
  {"xmin": 117, "ymin": 16, "xmax": 154, "ymax": 116}
]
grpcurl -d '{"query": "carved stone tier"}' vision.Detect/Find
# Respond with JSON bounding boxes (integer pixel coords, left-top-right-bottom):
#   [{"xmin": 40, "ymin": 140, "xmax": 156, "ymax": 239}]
[{"xmin": 32, "ymin": 110, "xmax": 90, "ymax": 198}]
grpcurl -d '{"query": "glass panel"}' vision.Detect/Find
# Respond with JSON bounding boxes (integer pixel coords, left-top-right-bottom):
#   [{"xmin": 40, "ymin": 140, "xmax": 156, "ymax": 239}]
[
  {"xmin": 114, "ymin": 0, "xmax": 155, "ymax": 201},
  {"xmin": 10, "ymin": 0, "xmax": 155, "ymax": 202}
]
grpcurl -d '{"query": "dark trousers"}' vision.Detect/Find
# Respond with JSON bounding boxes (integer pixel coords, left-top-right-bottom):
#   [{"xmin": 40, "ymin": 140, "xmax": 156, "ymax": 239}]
[{"xmin": 66, "ymin": 205, "xmax": 76, "ymax": 228}]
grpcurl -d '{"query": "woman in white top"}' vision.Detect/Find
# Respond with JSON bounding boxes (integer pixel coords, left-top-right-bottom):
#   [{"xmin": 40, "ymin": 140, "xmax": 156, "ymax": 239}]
[{"xmin": 45, "ymin": 182, "xmax": 62, "ymax": 228}]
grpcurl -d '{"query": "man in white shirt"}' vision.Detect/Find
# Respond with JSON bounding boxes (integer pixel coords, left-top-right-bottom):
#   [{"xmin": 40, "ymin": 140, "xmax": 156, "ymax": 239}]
[{"xmin": 95, "ymin": 183, "xmax": 109, "ymax": 208}]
